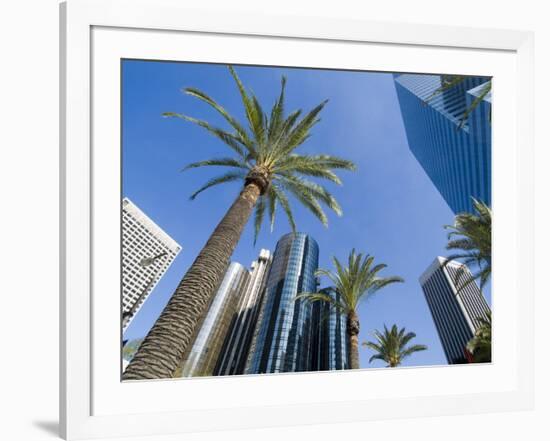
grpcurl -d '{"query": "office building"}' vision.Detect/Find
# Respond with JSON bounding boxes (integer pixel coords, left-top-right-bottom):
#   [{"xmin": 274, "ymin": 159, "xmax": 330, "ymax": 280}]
[
  {"xmin": 311, "ymin": 290, "xmax": 350, "ymax": 371},
  {"xmin": 246, "ymin": 233, "xmax": 320, "ymax": 374},
  {"xmin": 177, "ymin": 262, "xmax": 250, "ymax": 377},
  {"xmin": 122, "ymin": 197, "xmax": 181, "ymax": 331},
  {"xmin": 393, "ymin": 74, "xmax": 491, "ymax": 214},
  {"xmin": 419, "ymin": 257, "xmax": 491, "ymax": 364},
  {"xmin": 215, "ymin": 249, "xmax": 272, "ymax": 376}
]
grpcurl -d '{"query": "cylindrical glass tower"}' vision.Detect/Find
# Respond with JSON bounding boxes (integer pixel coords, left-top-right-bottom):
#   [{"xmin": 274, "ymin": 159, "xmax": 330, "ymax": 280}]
[{"xmin": 246, "ymin": 233, "xmax": 319, "ymax": 374}]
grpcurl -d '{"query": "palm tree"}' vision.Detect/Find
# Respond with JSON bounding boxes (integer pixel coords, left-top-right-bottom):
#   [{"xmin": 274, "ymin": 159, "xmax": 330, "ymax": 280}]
[
  {"xmin": 444, "ymin": 198, "xmax": 492, "ymax": 291},
  {"xmin": 467, "ymin": 312, "xmax": 491, "ymax": 363},
  {"xmin": 362, "ymin": 324, "xmax": 427, "ymax": 367},
  {"xmin": 123, "ymin": 66, "xmax": 356, "ymax": 380},
  {"xmin": 424, "ymin": 75, "xmax": 492, "ymax": 129},
  {"xmin": 296, "ymin": 250, "xmax": 403, "ymax": 370}
]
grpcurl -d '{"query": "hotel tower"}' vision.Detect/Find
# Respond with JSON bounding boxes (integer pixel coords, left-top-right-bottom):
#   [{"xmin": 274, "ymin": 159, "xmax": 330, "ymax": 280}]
[
  {"xmin": 246, "ymin": 233, "xmax": 321, "ymax": 374},
  {"xmin": 122, "ymin": 198, "xmax": 181, "ymax": 331},
  {"xmin": 420, "ymin": 257, "xmax": 491, "ymax": 364}
]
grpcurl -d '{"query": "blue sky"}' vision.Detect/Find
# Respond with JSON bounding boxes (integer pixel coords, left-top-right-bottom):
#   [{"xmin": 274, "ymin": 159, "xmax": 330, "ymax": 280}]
[{"xmin": 122, "ymin": 60, "xmax": 490, "ymax": 369}]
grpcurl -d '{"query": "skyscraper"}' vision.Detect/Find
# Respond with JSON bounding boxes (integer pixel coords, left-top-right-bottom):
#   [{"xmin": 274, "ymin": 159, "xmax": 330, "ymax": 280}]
[
  {"xmin": 311, "ymin": 290, "xmax": 350, "ymax": 371},
  {"xmin": 177, "ymin": 262, "xmax": 250, "ymax": 377},
  {"xmin": 393, "ymin": 74, "xmax": 491, "ymax": 214},
  {"xmin": 246, "ymin": 233, "xmax": 320, "ymax": 374},
  {"xmin": 419, "ymin": 257, "xmax": 491, "ymax": 364},
  {"xmin": 122, "ymin": 197, "xmax": 181, "ymax": 331},
  {"xmin": 215, "ymin": 249, "xmax": 272, "ymax": 376}
]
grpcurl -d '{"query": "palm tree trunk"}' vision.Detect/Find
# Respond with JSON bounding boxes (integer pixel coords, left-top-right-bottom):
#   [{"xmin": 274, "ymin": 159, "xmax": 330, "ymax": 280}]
[
  {"xmin": 123, "ymin": 182, "xmax": 262, "ymax": 380},
  {"xmin": 347, "ymin": 311, "xmax": 360, "ymax": 369}
]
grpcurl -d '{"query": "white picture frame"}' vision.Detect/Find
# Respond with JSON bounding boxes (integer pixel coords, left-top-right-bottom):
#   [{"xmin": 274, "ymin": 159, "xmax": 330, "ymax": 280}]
[{"xmin": 60, "ymin": 0, "xmax": 534, "ymax": 439}]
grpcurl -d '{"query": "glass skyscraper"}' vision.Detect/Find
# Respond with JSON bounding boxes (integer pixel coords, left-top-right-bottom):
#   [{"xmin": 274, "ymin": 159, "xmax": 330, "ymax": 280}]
[
  {"xmin": 419, "ymin": 257, "xmax": 491, "ymax": 364},
  {"xmin": 393, "ymin": 74, "xmax": 491, "ymax": 214},
  {"xmin": 311, "ymin": 290, "xmax": 350, "ymax": 371},
  {"xmin": 174, "ymin": 233, "xmax": 349, "ymax": 377},
  {"xmin": 177, "ymin": 262, "xmax": 250, "ymax": 377},
  {"xmin": 246, "ymin": 233, "xmax": 320, "ymax": 374},
  {"xmin": 215, "ymin": 249, "xmax": 272, "ymax": 376}
]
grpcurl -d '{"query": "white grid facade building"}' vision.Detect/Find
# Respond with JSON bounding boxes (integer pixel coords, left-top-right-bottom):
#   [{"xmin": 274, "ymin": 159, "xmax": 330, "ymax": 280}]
[
  {"xmin": 419, "ymin": 257, "xmax": 490, "ymax": 364},
  {"xmin": 122, "ymin": 198, "xmax": 181, "ymax": 331}
]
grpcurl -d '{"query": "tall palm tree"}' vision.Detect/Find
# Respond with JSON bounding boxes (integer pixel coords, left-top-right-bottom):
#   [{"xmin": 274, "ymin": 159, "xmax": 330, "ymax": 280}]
[
  {"xmin": 296, "ymin": 250, "xmax": 403, "ymax": 370},
  {"xmin": 444, "ymin": 198, "xmax": 492, "ymax": 291},
  {"xmin": 123, "ymin": 66, "xmax": 356, "ymax": 380},
  {"xmin": 467, "ymin": 312, "xmax": 491, "ymax": 363},
  {"xmin": 362, "ymin": 324, "xmax": 427, "ymax": 367}
]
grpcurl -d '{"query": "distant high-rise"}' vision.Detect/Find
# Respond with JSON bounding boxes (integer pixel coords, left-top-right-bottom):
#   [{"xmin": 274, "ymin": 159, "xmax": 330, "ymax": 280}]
[
  {"xmin": 177, "ymin": 262, "xmax": 250, "ymax": 377},
  {"xmin": 215, "ymin": 249, "xmax": 272, "ymax": 376},
  {"xmin": 393, "ymin": 74, "xmax": 491, "ymax": 214},
  {"xmin": 122, "ymin": 198, "xmax": 181, "ymax": 331},
  {"xmin": 311, "ymin": 290, "xmax": 350, "ymax": 371},
  {"xmin": 246, "ymin": 233, "xmax": 320, "ymax": 374},
  {"xmin": 419, "ymin": 257, "xmax": 491, "ymax": 364}
]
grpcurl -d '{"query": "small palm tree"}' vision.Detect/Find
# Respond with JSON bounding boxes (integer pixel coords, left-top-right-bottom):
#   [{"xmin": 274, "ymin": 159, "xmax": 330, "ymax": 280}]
[
  {"xmin": 444, "ymin": 198, "xmax": 491, "ymax": 291},
  {"xmin": 297, "ymin": 250, "xmax": 403, "ymax": 370},
  {"xmin": 424, "ymin": 75, "xmax": 492, "ymax": 129},
  {"xmin": 362, "ymin": 324, "xmax": 427, "ymax": 367},
  {"xmin": 123, "ymin": 66, "xmax": 356, "ymax": 380},
  {"xmin": 467, "ymin": 312, "xmax": 491, "ymax": 363}
]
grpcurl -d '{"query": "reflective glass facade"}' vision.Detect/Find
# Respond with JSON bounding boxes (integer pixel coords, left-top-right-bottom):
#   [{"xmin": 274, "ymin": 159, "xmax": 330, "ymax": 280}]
[
  {"xmin": 311, "ymin": 291, "xmax": 350, "ymax": 371},
  {"xmin": 393, "ymin": 74, "xmax": 491, "ymax": 214},
  {"xmin": 177, "ymin": 262, "xmax": 250, "ymax": 377},
  {"xmin": 215, "ymin": 249, "xmax": 272, "ymax": 375},
  {"xmin": 246, "ymin": 233, "xmax": 320, "ymax": 374},
  {"xmin": 420, "ymin": 257, "xmax": 491, "ymax": 364}
]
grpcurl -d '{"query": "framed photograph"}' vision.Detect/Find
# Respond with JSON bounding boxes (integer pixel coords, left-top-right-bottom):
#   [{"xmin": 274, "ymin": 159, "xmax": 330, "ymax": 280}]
[{"xmin": 60, "ymin": 0, "xmax": 534, "ymax": 439}]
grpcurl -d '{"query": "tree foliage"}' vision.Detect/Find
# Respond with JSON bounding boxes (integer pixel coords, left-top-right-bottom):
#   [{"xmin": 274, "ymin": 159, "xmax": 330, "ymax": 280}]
[
  {"xmin": 444, "ymin": 198, "xmax": 492, "ymax": 290},
  {"xmin": 164, "ymin": 66, "xmax": 356, "ymax": 243},
  {"xmin": 362, "ymin": 324, "xmax": 427, "ymax": 367},
  {"xmin": 296, "ymin": 249, "xmax": 404, "ymax": 315}
]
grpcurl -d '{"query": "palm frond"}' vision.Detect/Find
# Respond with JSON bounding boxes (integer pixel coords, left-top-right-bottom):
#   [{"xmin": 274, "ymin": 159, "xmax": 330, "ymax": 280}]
[
  {"xmin": 367, "ymin": 276, "xmax": 405, "ymax": 295},
  {"xmin": 275, "ymin": 154, "xmax": 356, "ymax": 184},
  {"xmin": 423, "ymin": 75, "xmax": 467, "ymax": 104},
  {"xmin": 280, "ymin": 178, "xmax": 329, "ymax": 226},
  {"xmin": 182, "ymin": 87, "xmax": 254, "ymax": 149},
  {"xmin": 277, "ymin": 99, "xmax": 328, "ymax": 157},
  {"xmin": 458, "ymin": 81, "xmax": 492, "ymax": 129},
  {"xmin": 295, "ymin": 291, "xmax": 347, "ymax": 313},
  {"xmin": 443, "ymin": 198, "xmax": 491, "ymax": 290},
  {"xmin": 277, "ymin": 174, "xmax": 343, "ymax": 216},
  {"xmin": 162, "ymin": 112, "xmax": 249, "ymax": 159},
  {"xmin": 181, "ymin": 157, "xmax": 249, "ymax": 172},
  {"xmin": 189, "ymin": 171, "xmax": 245, "ymax": 200},
  {"xmin": 267, "ymin": 76, "xmax": 286, "ymax": 144},
  {"xmin": 267, "ymin": 185, "xmax": 277, "ymax": 232},
  {"xmin": 228, "ymin": 66, "xmax": 265, "ymax": 147},
  {"xmin": 368, "ymin": 353, "xmax": 386, "ymax": 364},
  {"xmin": 253, "ymin": 195, "xmax": 266, "ymax": 245},
  {"xmin": 270, "ymin": 184, "xmax": 296, "ymax": 233},
  {"xmin": 400, "ymin": 344, "xmax": 428, "ymax": 358}
]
